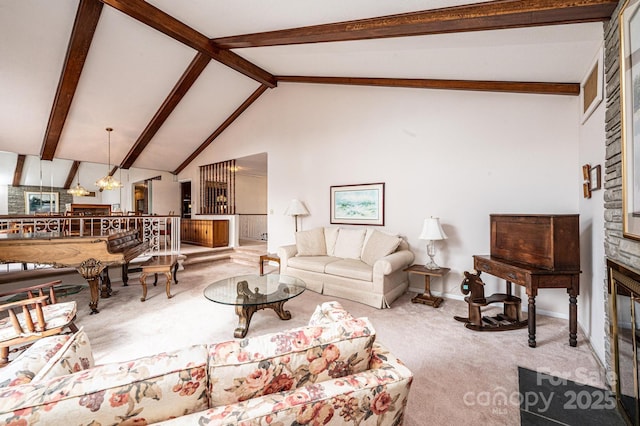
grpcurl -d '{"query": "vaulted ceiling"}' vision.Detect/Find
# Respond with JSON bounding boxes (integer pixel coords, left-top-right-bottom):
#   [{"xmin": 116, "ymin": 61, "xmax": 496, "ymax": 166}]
[{"xmin": 0, "ymin": 0, "xmax": 616, "ymax": 187}]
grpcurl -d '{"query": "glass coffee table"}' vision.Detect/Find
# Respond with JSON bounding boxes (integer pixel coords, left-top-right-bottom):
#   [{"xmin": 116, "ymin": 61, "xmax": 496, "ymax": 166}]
[{"xmin": 204, "ymin": 274, "xmax": 306, "ymax": 338}]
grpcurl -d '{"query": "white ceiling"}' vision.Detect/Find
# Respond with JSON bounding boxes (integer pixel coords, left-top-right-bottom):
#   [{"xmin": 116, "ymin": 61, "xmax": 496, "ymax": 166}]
[{"xmin": 0, "ymin": 0, "xmax": 605, "ymax": 186}]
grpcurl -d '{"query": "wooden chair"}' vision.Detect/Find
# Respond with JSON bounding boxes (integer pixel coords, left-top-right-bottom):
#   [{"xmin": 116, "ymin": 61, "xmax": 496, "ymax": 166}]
[{"xmin": 0, "ymin": 280, "xmax": 78, "ymax": 366}]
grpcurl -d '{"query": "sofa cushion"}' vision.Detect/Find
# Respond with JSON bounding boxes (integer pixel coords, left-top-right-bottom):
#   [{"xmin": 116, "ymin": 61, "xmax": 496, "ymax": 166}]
[
  {"xmin": 333, "ymin": 228, "xmax": 366, "ymax": 260},
  {"xmin": 207, "ymin": 317, "xmax": 375, "ymax": 407},
  {"xmin": 324, "ymin": 227, "xmax": 339, "ymax": 256},
  {"xmin": 325, "ymin": 259, "xmax": 373, "ymax": 281},
  {"xmin": 361, "ymin": 230, "xmax": 402, "ymax": 266},
  {"xmin": 295, "ymin": 227, "xmax": 327, "ymax": 256},
  {"xmin": 287, "ymin": 255, "xmax": 339, "ymax": 273},
  {"xmin": 308, "ymin": 301, "xmax": 355, "ymax": 326},
  {"xmin": 32, "ymin": 327, "xmax": 94, "ymax": 382},
  {"xmin": 0, "ymin": 334, "xmax": 70, "ymax": 388},
  {"xmin": 0, "ymin": 344, "xmax": 209, "ymax": 425}
]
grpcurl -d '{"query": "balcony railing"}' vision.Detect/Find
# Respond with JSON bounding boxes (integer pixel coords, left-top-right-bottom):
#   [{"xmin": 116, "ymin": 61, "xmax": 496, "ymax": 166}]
[{"xmin": 0, "ymin": 214, "xmax": 180, "ymax": 255}]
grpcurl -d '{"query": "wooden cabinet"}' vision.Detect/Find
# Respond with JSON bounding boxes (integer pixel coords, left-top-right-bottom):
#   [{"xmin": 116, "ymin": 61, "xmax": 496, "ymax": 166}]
[
  {"xmin": 70, "ymin": 204, "xmax": 111, "ymax": 216},
  {"xmin": 180, "ymin": 219, "xmax": 228, "ymax": 248},
  {"xmin": 490, "ymin": 214, "xmax": 579, "ymax": 270}
]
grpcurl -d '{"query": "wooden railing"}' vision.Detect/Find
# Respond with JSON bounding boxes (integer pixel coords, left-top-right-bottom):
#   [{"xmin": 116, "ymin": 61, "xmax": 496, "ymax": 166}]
[{"xmin": 0, "ymin": 214, "xmax": 180, "ymax": 255}]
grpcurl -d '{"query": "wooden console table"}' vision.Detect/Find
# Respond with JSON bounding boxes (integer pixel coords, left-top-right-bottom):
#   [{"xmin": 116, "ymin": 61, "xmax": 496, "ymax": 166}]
[{"xmin": 472, "ymin": 255, "xmax": 580, "ymax": 347}]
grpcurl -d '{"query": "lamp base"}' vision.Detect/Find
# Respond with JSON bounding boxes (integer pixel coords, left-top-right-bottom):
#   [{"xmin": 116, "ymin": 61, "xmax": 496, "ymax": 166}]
[{"xmin": 424, "ymin": 256, "xmax": 441, "ymax": 270}]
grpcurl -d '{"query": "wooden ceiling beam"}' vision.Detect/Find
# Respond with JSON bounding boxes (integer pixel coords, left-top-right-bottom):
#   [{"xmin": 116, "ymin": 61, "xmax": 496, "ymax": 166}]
[
  {"xmin": 100, "ymin": 0, "xmax": 276, "ymax": 88},
  {"xmin": 213, "ymin": 0, "xmax": 617, "ymax": 48},
  {"xmin": 40, "ymin": 0, "xmax": 103, "ymax": 161},
  {"xmin": 174, "ymin": 85, "xmax": 270, "ymax": 174},
  {"xmin": 12, "ymin": 155, "xmax": 26, "ymax": 187},
  {"xmin": 120, "ymin": 52, "xmax": 211, "ymax": 170},
  {"xmin": 65, "ymin": 161, "xmax": 81, "ymax": 189},
  {"xmin": 277, "ymin": 76, "xmax": 580, "ymax": 96}
]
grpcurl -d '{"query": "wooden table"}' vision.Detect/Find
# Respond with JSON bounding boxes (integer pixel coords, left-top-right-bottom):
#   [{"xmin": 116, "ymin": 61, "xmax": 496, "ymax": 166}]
[
  {"xmin": 404, "ymin": 264, "xmax": 450, "ymax": 308},
  {"xmin": 259, "ymin": 253, "xmax": 280, "ymax": 275},
  {"xmin": 139, "ymin": 255, "xmax": 180, "ymax": 302}
]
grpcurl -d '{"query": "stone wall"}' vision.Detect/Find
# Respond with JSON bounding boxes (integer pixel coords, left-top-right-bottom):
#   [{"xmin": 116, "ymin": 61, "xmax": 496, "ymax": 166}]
[
  {"xmin": 604, "ymin": 0, "xmax": 636, "ymax": 382},
  {"xmin": 7, "ymin": 186, "xmax": 73, "ymax": 215}
]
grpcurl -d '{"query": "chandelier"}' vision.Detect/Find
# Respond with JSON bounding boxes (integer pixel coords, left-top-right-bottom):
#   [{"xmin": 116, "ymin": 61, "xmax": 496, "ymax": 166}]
[
  {"xmin": 67, "ymin": 163, "xmax": 89, "ymax": 197},
  {"xmin": 95, "ymin": 127, "xmax": 123, "ymax": 190}
]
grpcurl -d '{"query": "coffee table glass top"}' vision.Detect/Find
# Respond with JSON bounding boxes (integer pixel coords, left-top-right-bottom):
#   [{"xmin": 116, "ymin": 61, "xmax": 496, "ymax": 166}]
[{"xmin": 203, "ymin": 274, "xmax": 306, "ymax": 306}]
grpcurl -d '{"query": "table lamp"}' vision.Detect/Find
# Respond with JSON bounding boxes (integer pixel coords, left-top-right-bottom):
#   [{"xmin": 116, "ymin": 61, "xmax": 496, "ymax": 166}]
[
  {"xmin": 284, "ymin": 199, "xmax": 309, "ymax": 232},
  {"xmin": 420, "ymin": 217, "xmax": 447, "ymax": 270}
]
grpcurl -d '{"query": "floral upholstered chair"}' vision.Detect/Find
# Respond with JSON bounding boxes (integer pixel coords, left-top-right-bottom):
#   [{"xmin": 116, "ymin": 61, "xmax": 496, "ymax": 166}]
[{"xmin": 0, "ymin": 280, "xmax": 78, "ymax": 365}]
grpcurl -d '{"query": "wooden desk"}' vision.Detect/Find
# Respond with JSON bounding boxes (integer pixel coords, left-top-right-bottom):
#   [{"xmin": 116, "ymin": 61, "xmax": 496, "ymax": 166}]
[
  {"xmin": 404, "ymin": 264, "xmax": 450, "ymax": 308},
  {"xmin": 259, "ymin": 254, "xmax": 280, "ymax": 275},
  {"xmin": 473, "ymin": 255, "xmax": 580, "ymax": 348}
]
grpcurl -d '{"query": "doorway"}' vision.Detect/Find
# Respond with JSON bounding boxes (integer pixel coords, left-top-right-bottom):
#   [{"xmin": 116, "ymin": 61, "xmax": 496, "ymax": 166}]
[
  {"xmin": 133, "ymin": 182, "xmax": 149, "ymax": 214},
  {"xmin": 181, "ymin": 181, "xmax": 191, "ymax": 219}
]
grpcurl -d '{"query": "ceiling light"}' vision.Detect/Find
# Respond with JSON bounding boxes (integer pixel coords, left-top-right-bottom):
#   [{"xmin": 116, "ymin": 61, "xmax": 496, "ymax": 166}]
[
  {"xmin": 67, "ymin": 163, "xmax": 89, "ymax": 196},
  {"xmin": 95, "ymin": 127, "xmax": 123, "ymax": 191}
]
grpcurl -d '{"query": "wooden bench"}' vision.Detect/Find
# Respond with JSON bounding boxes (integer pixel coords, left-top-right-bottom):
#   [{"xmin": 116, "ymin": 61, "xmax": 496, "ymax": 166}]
[{"xmin": 139, "ymin": 255, "xmax": 181, "ymax": 302}]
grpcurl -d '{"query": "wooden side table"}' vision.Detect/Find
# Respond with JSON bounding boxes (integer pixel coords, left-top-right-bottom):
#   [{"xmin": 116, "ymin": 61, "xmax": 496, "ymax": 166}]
[
  {"xmin": 259, "ymin": 254, "xmax": 280, "ymax": 275},
  {"xmin": 404, "ymin": 264, "xmax": 450, "ymax": 308}
]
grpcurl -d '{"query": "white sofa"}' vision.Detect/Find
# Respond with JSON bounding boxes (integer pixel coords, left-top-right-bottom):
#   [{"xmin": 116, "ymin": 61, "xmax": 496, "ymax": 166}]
[{"xmin": 278, "ymin": 227, "xmax": 414, "ymax": 308}]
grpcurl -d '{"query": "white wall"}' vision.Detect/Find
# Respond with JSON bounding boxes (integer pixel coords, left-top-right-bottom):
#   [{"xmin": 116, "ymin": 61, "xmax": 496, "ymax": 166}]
[
  {"xmin": 578, "ymin": 46, "xmax": 607, "ymax": 363},
  {"xmin": 236, "ymin": 174, "xmax": 267, "ymax": 214},
  {"xmin": 179, "ymin": 82, "xmax": 584, "ymax": 318}
]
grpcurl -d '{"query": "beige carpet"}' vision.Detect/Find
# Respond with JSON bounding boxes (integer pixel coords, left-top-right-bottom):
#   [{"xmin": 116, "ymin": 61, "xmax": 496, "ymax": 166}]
[{"xmin": 64, "ymin": 261, "xmax": 605, "ymax": 426}]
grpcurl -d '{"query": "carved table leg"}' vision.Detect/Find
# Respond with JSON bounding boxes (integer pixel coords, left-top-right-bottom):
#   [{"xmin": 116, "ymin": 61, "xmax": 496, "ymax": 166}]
[
  {"xmin": 272, "ymin": 300, "xmax": 292, "ymax": 320},
  {"xmin": 164, "ymin": 271, "xmax": 173, "ymax": 299},
  {"xmin": 569, "ymin": 293, "xmax": 578, "ymax": 347},
  {"xmin": 140, "ymin": 272, "xmax": 148, "ymax": 302},
  {"xmin": 173, "ymin": 262, "xmax": 179, "ymax": 284},
  {"xmin": 235, "ymin": 304, "xmax": 258, "ymax": 338},
  {"xmin": 528, "ymin": 295, "xmax": 536, "ymax": 348},
  {"xmin": 122, "ymin": 263, "xmax": 129, "ymax": 286},
  {"xmin": 78, "ymin": 258, "xmax": 104, "ymax": 314},
  {"xmin": 100, "ymin": 267, "xmax": 112, "ymax": 299}
]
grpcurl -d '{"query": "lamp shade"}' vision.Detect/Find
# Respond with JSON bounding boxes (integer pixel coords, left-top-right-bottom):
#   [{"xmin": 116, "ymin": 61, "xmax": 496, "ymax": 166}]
[
  {"xmin": 284, "ymin": 199, "xmax": 309, "ymax": 216},
  {"xmin": 419, "ymin": 217, "xmax": 447, "ymax": 240}
]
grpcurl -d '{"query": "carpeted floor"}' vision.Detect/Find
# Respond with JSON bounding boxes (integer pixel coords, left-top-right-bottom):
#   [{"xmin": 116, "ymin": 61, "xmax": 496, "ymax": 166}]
[{"xmin": 61, "ymin": 261, "xmax": 611, "ymax": 426}]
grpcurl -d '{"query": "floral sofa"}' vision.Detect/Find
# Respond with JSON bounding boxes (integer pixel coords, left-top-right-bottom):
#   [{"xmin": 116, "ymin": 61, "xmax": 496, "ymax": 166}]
[
  {"xmin": 278, "ymin": 227, "xmax": 415, "ymax": 308},
  {"xmin": 0, "ymin": 301, "xmax": 413, "ymax": 425}
]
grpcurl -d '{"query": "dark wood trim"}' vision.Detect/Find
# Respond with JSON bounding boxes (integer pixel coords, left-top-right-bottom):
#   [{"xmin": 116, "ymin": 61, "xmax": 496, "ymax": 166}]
[
  {"xmin": 120, "ymin": 52, "xmax": 211, "ymax": 170},
  {"xmin": 277, "ymin": 76, "xmax": 580, "ymax": 96},
  {"xmin": 99, "ymin": 0, "xmax": 276, "ymax": 87},
  {"xmin": 213, "ymin": 0, "xmax": 617, "ymax": 48},
  {"xmin": 173, "ymin": 85, "xmax": 269, "ymax": 174},
  {"xmin": 109, "ymin": 165, "xmax": 118, "ymax": 177},
  {"xmin": 12, "ymin": 155, "xmax": 26, "ymax": 187},
  {"xmin": 40, "ymin": 0, "xmax": 103, "ymax": 161},
  {"xmin": 65, "ymin": 161, "xmax": 81, "ymax": 189}
]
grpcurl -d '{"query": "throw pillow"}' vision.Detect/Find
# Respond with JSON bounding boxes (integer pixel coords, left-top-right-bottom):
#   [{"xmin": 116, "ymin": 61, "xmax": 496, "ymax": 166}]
[
  {"xmin": 333, "ymin": 228, "xmax": 366, "ymax": 260},
  {"xmin": 32, "ymin": 327, "xmax": 94, "ymax": 382},
  {"xmin": 0, "ymin": 334, "xmax": 70, "ymax": 388},
  {"xmin": 361, "ymin": 230, "xmax": 402, "ymax": 266},
  {"xmin": 295, "ymin": 227, "xmax": 327, "ymax": 256},
  {"xmin": 324, "ymin": 227, "xmax": 339, "ymax": 256}
]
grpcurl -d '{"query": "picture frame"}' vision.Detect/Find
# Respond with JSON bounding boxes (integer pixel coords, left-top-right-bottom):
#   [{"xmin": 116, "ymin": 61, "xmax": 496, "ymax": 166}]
[
  {"xmin": 330, "ymin": 183, "xmax": 384, "ymax": 226},
  {"xmin": 590, "ymin": 164, "xmax": 602, "ymax": 191},
  {"xmin": 620, "ymin": 0, "xmax": 640, "ymax": 239},
  {"xmin": 24, "ymin": 191, "xmax": 59, "ymax": 215},
  {"xmin": 580, "ymin": 46, "xmax": 604, "ymax": 124}
]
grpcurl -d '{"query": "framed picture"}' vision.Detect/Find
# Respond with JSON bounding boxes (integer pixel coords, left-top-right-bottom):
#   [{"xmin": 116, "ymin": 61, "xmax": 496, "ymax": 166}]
[
  {"xmin": 590, "ymin": 165, "xmax": 602, "ymax": 191},
  {"xmin": 24, "ymin": 192, "xmax": 59, "ymax": 215},
  {"xmin": 580, "ymin": 46, "xmax": 603, "ymax": 123},
  {"xmin": 620, "ymin": 0, "xmax": 640, "ymax": 239},
  {"xmin": 330, "ymin": 183, "xmax": 384, "ymax": 226}
]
